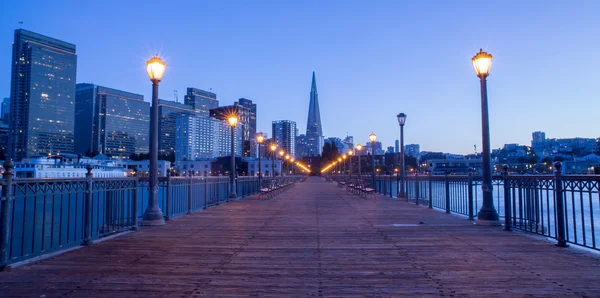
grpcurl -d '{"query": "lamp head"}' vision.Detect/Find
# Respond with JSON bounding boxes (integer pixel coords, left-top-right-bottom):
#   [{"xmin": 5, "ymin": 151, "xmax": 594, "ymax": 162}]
[
  {"xmin": 348, "ymin": 150, "xmax": 353, "ymax": 155},
  {"xmin": 337, "ymin": 157, "xmax": 342, "ymax": 162},
  {"xmin": 270, "ymin": 144, "xmax": 277, "ymax": 151},
  {"xmin": 279, "ymin": 150, "xmax": 284, "ymax": 156},
  {"xmin": 343, "ymin": 155, "xmax": 347, "ymax": 160},
  {"xmin": 369, "ymin": 133, "xmax": 376, "ymax": 143},
  {"xmin": 227, "ymin": 116, "xmax": 238, "ymax": 127},
  {"xmin": 285, "ymin": 155, "xmax": 290, "ymax": 160},
  {"xmin": 146, "ymin": 55, "xmax": 166, "ymax": 82},
  {"xmin": 397, "ymin": 113, "xmax": 407, "ymax": 126},
  {"xmin": 256, "ymin": 133, "xmax": 264, "ymax": 144},
  {"xmin": 356, "ymin": 143, "xmax": 362, "ymax": 151},
  {"xmin": 472, "ymin": 49, "xmax": 493, "ymax": 77}
]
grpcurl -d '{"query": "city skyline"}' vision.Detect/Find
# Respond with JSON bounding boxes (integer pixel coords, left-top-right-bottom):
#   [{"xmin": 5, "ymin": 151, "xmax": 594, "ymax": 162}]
[{"xmin": 1, "ymin": 1, "xmax": 599, "ymax": 154}]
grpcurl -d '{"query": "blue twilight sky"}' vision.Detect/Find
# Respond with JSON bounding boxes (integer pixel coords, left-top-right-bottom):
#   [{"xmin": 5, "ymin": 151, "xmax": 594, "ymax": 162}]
[{"xmin": 1, "ymin": 1, "xmax": 599, "ymax": 154}]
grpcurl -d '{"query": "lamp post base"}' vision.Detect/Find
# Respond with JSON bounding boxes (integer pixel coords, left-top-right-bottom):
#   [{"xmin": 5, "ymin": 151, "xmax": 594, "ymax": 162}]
[
  {"xmin": 229, "ymin": 192, "xmax": 237, "ymax": 199},
  {"xmin": 142, "ymin": 209, "xmax": 165, "ymax": 226},
  {"xmin": 475, "ymin": 210, "xmax": 501, "ymax": 226}
]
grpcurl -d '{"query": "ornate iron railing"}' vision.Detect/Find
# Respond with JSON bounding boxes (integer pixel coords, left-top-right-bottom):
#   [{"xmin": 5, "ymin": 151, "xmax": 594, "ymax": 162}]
[{"xmin": 0, "ymin": 161, "xmax": 304, "ymax": 269}]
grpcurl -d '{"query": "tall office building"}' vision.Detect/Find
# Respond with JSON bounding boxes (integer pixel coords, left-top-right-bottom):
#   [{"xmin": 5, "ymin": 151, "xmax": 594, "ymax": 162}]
[
  {"xmin": 175, "ymin": 115, "xmax": 216, "ymax": 161},
  {"xmin": 213, "ymin": 119, "xmax": 243, "ymax": 158},
  {"xmin": 395, "ymin": 140, "xmax": 400, "ymax": 153},
  {"xmin": 1, "ymin": 98, "xmax": 9, "ymax": 121},
  {"xmin": 306, "ymin": 72, "xmax": 323, "ymax": 156},
  {"xmin": 184, "ymin": 88, "xmax": 218, "ymax": 116},
  {"xmin": 531, "ymin": 131, "xmax": 546, "ymax": 154},
  {"xmin": 75, "ymin": 84, "xmax": 149, "ymax": 158},
  {"xmin": 9, "ymin": 29, "xmax": 77, "ymax": 159},
  {"xmin": 159, "ymin": 99, "xmax": 194, "ymax": 156},
  {"xmin": 235, "ymin": 98, "xmax": 257, "ymax": 157},
  {"xmin": 405, "ymin": 144, "xmax": 420, "ymax": 157},
  {"xmin": 272, "ymin": 120, "xmax": 296, "ymax": 157},
  {"xmin": 295, "ymin": 134, "xmax": 308, "ymax": 159}
]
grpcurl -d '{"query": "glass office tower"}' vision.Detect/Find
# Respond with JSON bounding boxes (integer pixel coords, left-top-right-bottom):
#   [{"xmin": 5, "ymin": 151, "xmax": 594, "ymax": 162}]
[{"xmin": 9, "ymin": 29, "xmax": 77, "ymax": 159}]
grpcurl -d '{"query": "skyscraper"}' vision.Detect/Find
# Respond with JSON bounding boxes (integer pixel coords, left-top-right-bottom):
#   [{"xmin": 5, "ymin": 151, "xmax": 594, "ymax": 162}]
[
  {"xmin": 1, "ymin": 98, "xmax": 10, "ymax": 121},
  {"xmin": 306, "ymin": 72, "xmax": 323, "ymax": 156},
  {"xmin": 235, "ymin": 98, "xmax": 257, "ymax": 157},
  {"xmin": 272, "ymin": 120, "xmax": 296, "ymax": 157},
  {"xmin": 159, "ymin": 99, "xmax": 194, "ymax": 156},
  {"xmin": 75, "ymin": 84, "xmax": 149, "ymax": 158},
  {"xmin": 295, "ymin": 134, "xmax": 308, "ymax": 159},
  {"xmin": 175, "ymin": 115, "xmax": 216, "ymax": 161},
  {"xmin": 9, "ymin": 29, "xmax": 77, "ymax": 159},
  {"xmin": 184, "ymin": 88, "xmax": 218, "ymax": 116}
]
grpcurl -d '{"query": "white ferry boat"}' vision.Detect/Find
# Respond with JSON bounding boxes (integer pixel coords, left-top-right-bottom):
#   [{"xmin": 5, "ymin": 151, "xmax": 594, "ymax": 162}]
[{"xmin": 13, "ymin": 154, "xmax": 127, "ymax": 179}]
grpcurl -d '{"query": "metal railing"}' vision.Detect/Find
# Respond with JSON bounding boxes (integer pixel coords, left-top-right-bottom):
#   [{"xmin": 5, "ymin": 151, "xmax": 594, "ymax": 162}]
[
  {"xmin": 0, "ymin": 159, "xmax": 305, "ymax": 269},
  {"xmin": 367, "ymin": 163, "xmax": 600, "ymax": 251}
]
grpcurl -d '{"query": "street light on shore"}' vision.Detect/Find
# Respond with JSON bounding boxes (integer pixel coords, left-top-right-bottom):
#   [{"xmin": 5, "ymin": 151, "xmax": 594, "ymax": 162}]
[
  {"xmin": 143, "ymin": 55, "xmax": 166, "ymax": 226},
  {"xmin": 228, "ymin": 116, "xmax": 238, "ymax": 199},
  {"xmin": 472, "ymin": 49, "xmax": 499, "ymax": 224},
  {"xmin": 270, "ymin": 144, "xmax": 277, "ymax": 176},
  {"xmin": 397, "ymin": 113, "xmax": 407, "ymax": 198},
  {"xmin": 356, "ymin": 144, "xmax": 362, "ymax": 178},
  {"xmin": 348, "ymin": 150, "xmax": 353, "ymax": 177},
  {"xmin": 256, "ymin": 133, "xmax": 264, "ymax": 185},
  {"xmin": 369, "ymin": 133, "xmax": 376, "ymax": 187}
]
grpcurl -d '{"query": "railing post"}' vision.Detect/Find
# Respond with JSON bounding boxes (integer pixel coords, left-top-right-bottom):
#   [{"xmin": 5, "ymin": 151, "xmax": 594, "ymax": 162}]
[
  {"xmin": 187, "ymin": 173, "xmax": 192, "ymax": 214},
  {"xmin": 468, "ymin": 169, "xmax": 474, "ymax": 220},
  {"xmin": 554, "ymin": 162, "xmax": 568, "ymax": 247},
  {"xmin": 428, "ymin": 173, "xmax": 433, "ymax": 209},
  {"xmin": 389, "ymin": 176, "xmax": 393, "ymax": 198},
  {"xmin": 0, "ymin": 160, "xmax": 14, "ymax": 271},
  {"xmin": 165, "ymin": 170, "xmax": 171, "ymax": 220},
  {"xmin": 415, "ymin": 174, "xmax": 420, "ymax": 205},
  {"xmin": 203, "ymin": 177, "xmax": 208, "ymax": 209},
  {"xmin": 445, "ymin": 172, "xmax": 450, "ymax": 214},
  {"xmin": 83, "ymin": 164, "xmax": 93, "ymax": 246},
  {"xmin": 502, "ymin": 165, "xmax": 511, "ymax": 231},
  {"xmin": 132, "ymin": 177, "xmax": 139, "ymax": 230}
]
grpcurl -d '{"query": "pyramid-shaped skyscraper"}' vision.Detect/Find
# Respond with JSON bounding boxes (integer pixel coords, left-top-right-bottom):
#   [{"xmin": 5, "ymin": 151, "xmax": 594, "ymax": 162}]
[{"xmin": 306, "ymin": 72, "xmax": 323, "ymax": 156}]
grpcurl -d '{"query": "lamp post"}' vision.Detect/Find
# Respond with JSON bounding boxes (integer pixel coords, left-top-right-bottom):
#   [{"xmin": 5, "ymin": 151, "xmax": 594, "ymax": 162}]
[
  {"xmin": 256, "ymin": 133, "xmax": 264, "ymax": 185},
  {"xmin": 337, "ymin": 157, "xmax": 342, "ymax": 175},
  {"xmin": 285, "ymin": 155, "xmax": 290, "ymax": 175},
  {"xmin": 270, "ymin": 144, "xmax": 277, "ymax": 176},
  {"xmin": 472, "ymin": 49, "xmax": 499, "ymax": 224},
  {"xmin": 143, "ymin": 55, "xmax": 166, "ymax": 226},
  {"xmin": 348, "ymin": 150, "xmax": 353, "ymax": 177},
  {"xmin": 279, "ymin": 150, "xmax": 285, "ymax": 176},
  {"xmin": 397, "ymin": 113, "xmax": 407, "ymax": 198},
  {"xmin": 290, "ymin": 158, "xmax": 295, "ymax": 175},
  {"xmin": 342, "ymin": 154, "xmax": 347, "ymax": 177},
  {"xmin": 228, "ymin": 116, "xmax": 238, "ymax": 199},
  {"xmin": 369, "ymin": 133, "xmax": 377, "ymax": 187},
  {"xmin": 356, "ymin": 144, "xmax": 362, "ymax": 178}
]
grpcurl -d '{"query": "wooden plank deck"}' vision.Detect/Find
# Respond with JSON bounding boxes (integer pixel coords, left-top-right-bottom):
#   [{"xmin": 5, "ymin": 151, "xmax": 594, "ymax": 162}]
[{"xmin": 1, "ymin": 176, "xmax": 600, "ymax": 297}]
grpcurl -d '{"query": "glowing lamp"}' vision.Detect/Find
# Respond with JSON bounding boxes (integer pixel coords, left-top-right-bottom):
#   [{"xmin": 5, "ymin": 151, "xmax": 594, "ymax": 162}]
[
  {"xmin": 146, "ymin": 55, "xmax": 166, "ymax": 82},
  {"xmin": 472, "ymin": 49, "xmax": 492, "ymax": 77},
  {"xmin": 369, "ymin": 133, "xmax": 376, "ymax": 143}
]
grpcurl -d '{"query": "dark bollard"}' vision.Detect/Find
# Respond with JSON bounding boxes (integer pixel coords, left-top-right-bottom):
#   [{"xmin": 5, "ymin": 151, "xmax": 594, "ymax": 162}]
[
  {"xmin": 83, "ymin": 164, "xmax": 93, "ymax": 246},
  {"xmin": 554, "ymin": 162, "xmax": 568, "ymax": 247},
  {"xmin": 502, "ymin": 165, "xmax": 511, "ymax": 231},
  {"xmin": 0, "ymin": 160, "xmax": 14, "ymax": 271}
]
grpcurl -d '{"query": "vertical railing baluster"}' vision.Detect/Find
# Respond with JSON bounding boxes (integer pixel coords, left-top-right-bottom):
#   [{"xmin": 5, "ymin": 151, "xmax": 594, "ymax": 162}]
[
  {"xmin": 203, "ymin": 178, "xmax": 208, "ymax": 209},
  {"xmin": 428, "ymin": 173, "xmax": 433, "ymax": 209},
  {"xmin": 445, "ymin": 173, "xmax": 450, "ymax": 214},
  {"xmin": 0, "ymin": 160, "xmax": 14, "ymax": 271},
  {"xmin": 132, "ymin": 177, "xmax": 138, "ymax": 230},
  {"xmin": 502, "ymin": 165, "xmax": 511, "ymax": 231},
  {"xmin": 165, "ymin": 171, "xmax": 171, "ymax": 220},
  {"xmin": 468, "ymin": 169, "xmax": 474, "ymax": 220},
  {"xmin": 554, "ymin": 162, "xmax": 567, "ymax": 247},
  {"xmin": 414, "ymin": 174, "xmax": 419, "ymax": 205},
  {"xmin": 83, "ymin": 165, "xmax": 93, "ymax": 246},
  {"xmin": 188, "ymin": 173, "xmax": 193, "ymax": 214}
]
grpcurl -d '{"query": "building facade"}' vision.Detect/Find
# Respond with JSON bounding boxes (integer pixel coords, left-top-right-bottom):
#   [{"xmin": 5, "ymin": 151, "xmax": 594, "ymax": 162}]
[
  {"xmin": 75, "ymin": 84, "xmax": 149, "ymax": 158},
  {"xmin": 9, "ymin": 29, "xmax": 77, "ymax": 159},
  {"xmin": 158, "ymin": 99, "xmax": 194, "ymax": 156},
  {"xmin": 405, "ymin": 144, "xmax": 420, "ymax": 157},
  {"xmin": 184, "ymin": 88, "xmax": 218, "ymax": 116},
  {"xmin": 272, "ymin": 120, "xmax": 296, "ymax": 157},
  {"xmin": 235, "ymin": 98, "xmax": 257, "ymax": 157},
  {"xmin": 175, "ymin": 115, "xmax": 215, "ymax": 161},
  {"xmin": 1, "ymin": 98, "xmax": 9, "ymax": 121}
]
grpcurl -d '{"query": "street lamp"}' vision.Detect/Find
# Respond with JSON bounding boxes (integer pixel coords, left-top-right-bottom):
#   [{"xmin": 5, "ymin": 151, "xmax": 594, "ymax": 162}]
[
  {"xmin": 143, "ymin": 55, "xmax": 166, "ymax": 226},
  {"xmin": 279, "ymin": 150, "xmax": 285, "ymax": 176},
  {"xmin": 290, "ymin": 158, "xmax": 295, "ymax": 175},
  {"xmin": 228, "ymin": 116, "xmax": 238, "ymax": 199},
  {"xmin": 342, "ymin": 154, "xmax": 347, "ymax": 177},
  {"xmin": 270, "ymin": 144, "xmax": 277, "ymax": 176},
  {"xmin": 356, "ymin": 143, "xmax": 362, "ymax": 178},
  {"xmin": 369, "ymin": 133, "xmax": 376, "ymax": 187},
  {"xmin": 397, "ymin": 112, "xmax": 407, "ymax": 198},
  {"xmin": 348, "ymin": 150, "xmax": 353, "ymax": 177},
  {"xmin": 337, "ymin": 157, "xmax": 342, "ymax": 174},
  {"xmin": 256, "ymin": 133, "xmax": 264, "ymax": 185},
  {"xmin": 285, "ymin": 155, "xmax": 290, "ymax": 175},
  {"xmin": 472, "ymin": 48, "xmax": 499, "ymax": 224}
]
